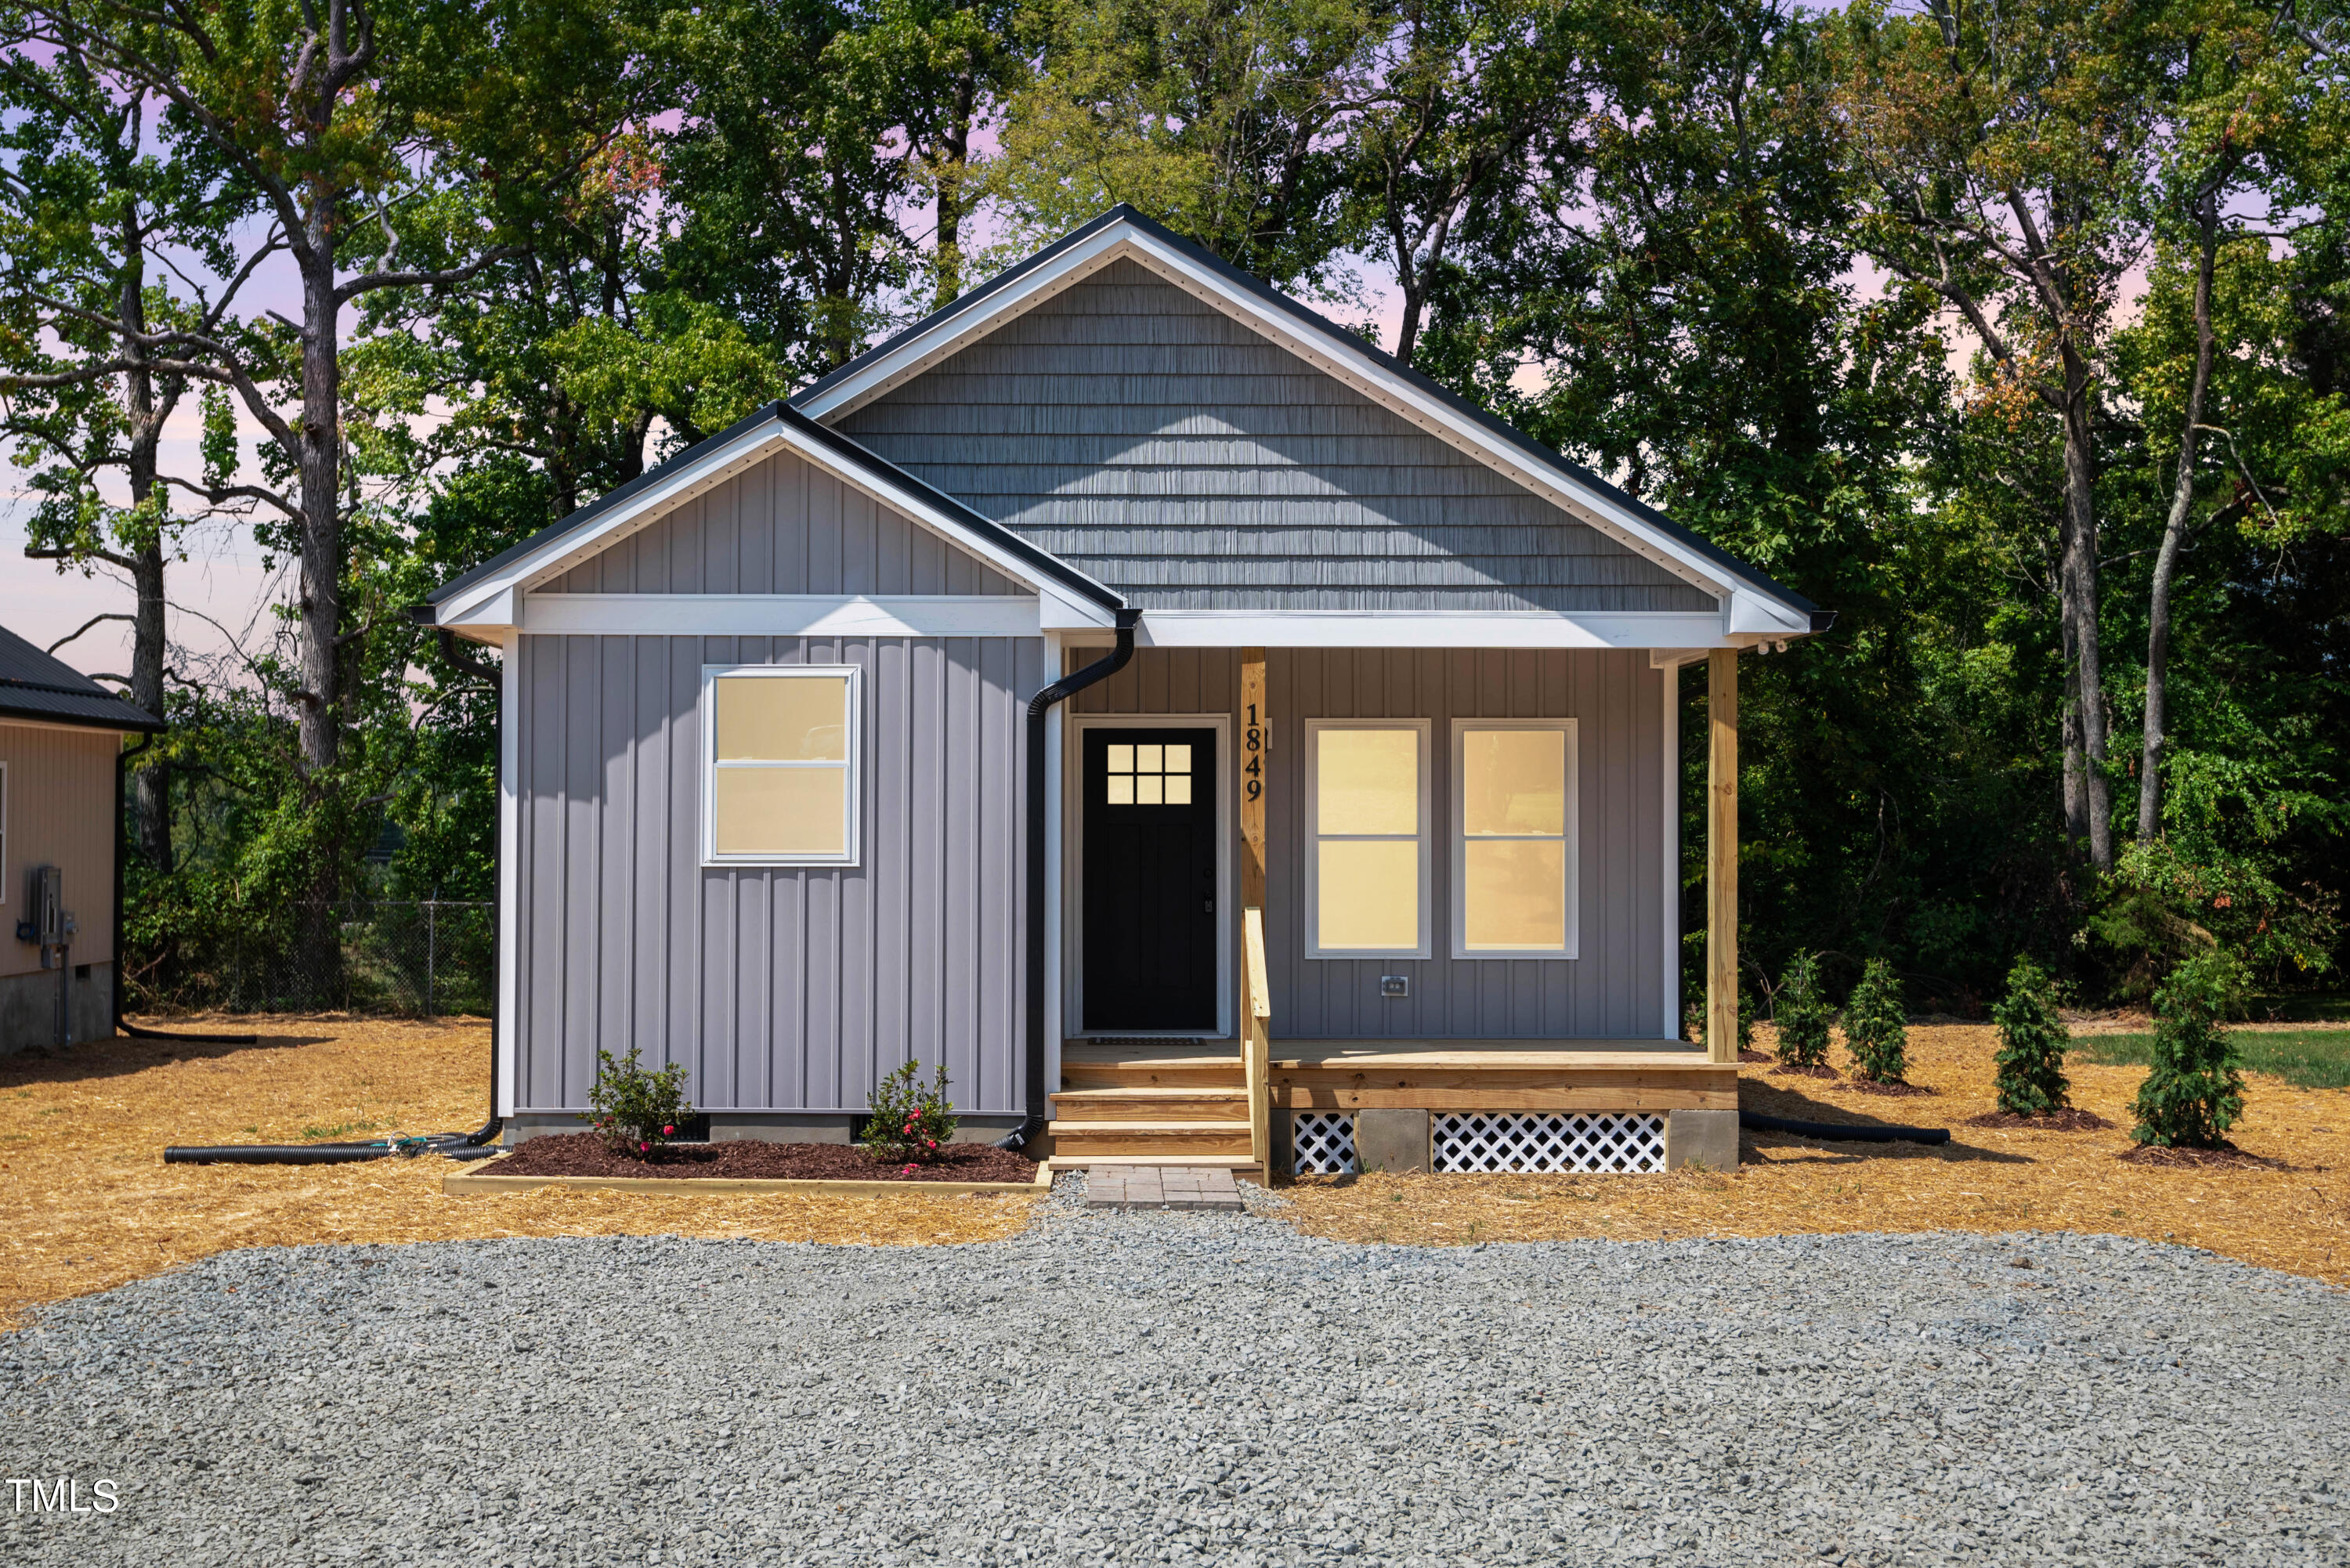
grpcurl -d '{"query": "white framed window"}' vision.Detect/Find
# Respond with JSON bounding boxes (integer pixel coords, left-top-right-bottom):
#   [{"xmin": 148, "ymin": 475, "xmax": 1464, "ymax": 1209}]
[
  {"xmin": 700, "ymin": 665, "xmax": 861, "ymax": 866},
  {"xmin": 1450, "ymin": 718, "xmax": 1578, "ymax": 959},
  {"xmin": 1304, "ymin": 720, "xmax": 1430, "ymax": 959}
]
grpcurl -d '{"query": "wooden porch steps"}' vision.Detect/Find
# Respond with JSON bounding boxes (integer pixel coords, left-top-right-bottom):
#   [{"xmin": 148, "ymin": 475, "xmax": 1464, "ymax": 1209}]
[{"xmin": 1052, "ymin": 1041, "xmax": 1256, "ymax": 1169}]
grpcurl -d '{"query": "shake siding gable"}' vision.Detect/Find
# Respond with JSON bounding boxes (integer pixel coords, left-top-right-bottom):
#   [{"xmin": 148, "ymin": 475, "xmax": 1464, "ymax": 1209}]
[
  {"xmin": 511, "ymin": 631, "xmax": 1039, "ymax": 1117},
  {"xmin": 836, "ymin": 258, "xmax": 1712, "ymax": 614},
  {"xmin": 537, "ymin": 446, "xmax": 1026, "ymax": 597}
]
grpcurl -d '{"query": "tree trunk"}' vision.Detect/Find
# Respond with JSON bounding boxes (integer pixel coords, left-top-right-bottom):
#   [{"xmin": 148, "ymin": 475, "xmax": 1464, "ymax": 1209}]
[
  {"xmin": 293, "ymin": 227, "xmax": 348, "ymax": 1000},
  {"xmin": 2058, "ymin": 381, "xmax": 2111, "ymax": 870},
  {"xmin": 117, "ymin": 205, "xmax": 170, "ymax": 869},
  {"xmin": 933, "ymin": 72, "xmax": 974, "ymax": 310},
  {"xmin": 2139, "ymin": 197, "xmax": 2220, "ymax": 841}
]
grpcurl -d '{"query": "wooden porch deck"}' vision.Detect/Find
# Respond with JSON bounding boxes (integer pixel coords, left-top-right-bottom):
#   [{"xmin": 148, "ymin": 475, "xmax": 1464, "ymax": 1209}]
[{"xmin": 1043, "ymin": 1038, "xmax": 1734, "ymax": 1172}]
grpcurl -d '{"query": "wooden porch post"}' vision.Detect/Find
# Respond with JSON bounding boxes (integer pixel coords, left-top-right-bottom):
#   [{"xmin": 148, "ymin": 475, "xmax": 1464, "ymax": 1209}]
[
  {"xmin": 1240, "ymin": 649, "xmax": 1271, "ymax": 1168},
  {"xmin": 1705, "ymin": 648, "xmax": 1738, "ymax": 1064}
]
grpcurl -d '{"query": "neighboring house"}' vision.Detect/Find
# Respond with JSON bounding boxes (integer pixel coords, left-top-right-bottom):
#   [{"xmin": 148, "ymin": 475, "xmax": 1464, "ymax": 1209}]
[
  {"xmin": 0, "ymin": 622, "xmax": 164, "ymax": 1053},
  {"xmin": 421, "ymin": 209, "xmax": 1821, "ymax": 1175}
]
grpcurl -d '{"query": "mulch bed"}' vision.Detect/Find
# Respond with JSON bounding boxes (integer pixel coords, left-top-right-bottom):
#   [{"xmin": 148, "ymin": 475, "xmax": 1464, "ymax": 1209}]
[
  {"xmin": 2116, "ymin": 1142, "xmax": 2289, "ymax": 1172},
  {"xmin": 490, "ymin": 1132, "xmax": 1039, "ymax": 1183},
  {"xmin": 1965, "ymin": 1107, "xmax": 2115, "ymax": 1132},
  {"xmin": 1770, "ymin": 1063, "xmax": 1841, "ymax": 1080},
  {"xmin": 1842, "ymin": 1078, "xmax": 1936, "ymax": 1097},
  {"xmin": 1737, "ymin": 1049, "xmax": 1773, "ymax": 1064}
]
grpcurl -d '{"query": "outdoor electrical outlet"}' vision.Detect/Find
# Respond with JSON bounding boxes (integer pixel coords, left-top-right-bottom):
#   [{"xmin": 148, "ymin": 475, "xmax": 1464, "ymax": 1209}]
[{"xmin": 1380, "ymin": 974, "xmax": 1409, "ymax": 998}]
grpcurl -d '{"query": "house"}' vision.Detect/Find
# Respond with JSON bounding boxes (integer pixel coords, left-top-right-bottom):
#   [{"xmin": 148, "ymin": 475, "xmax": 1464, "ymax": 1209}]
[
  {"xmin": 0, "ymin": 622, "xmax": 164, "ymax": 1053},
  {"xmin": 419, "ymin": 209, "xmax": 1821, "ymax": 1175}
]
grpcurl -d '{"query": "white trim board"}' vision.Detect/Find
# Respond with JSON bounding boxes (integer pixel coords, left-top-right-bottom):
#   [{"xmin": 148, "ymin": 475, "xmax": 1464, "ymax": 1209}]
[
  {"xmin": 1063, "ymin": 713, "xmax": 1235, "ymax": 1042},
  {"xmin": 1132, "ymin": 609, "xmax": 1734, "ymax": 650},
  {"xmin": 796, "ymin": 220, "xmax": 1816, "ymax": 630},
  {"xmin": 522, "ymin": 593, "xmax": 1043, "ymax": 638}
]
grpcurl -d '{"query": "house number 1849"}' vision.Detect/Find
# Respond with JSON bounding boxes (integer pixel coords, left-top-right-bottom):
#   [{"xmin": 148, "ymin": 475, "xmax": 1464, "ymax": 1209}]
[{"xmin": 1243, "ymin": 703, "xmax": 1265, "ymax": 802}]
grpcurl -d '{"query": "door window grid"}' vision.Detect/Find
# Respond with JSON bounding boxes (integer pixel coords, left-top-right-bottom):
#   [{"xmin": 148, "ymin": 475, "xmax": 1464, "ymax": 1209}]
[{"xmin": 1104, "ymin": 742, "xmax": 1194, "ymax": 806}]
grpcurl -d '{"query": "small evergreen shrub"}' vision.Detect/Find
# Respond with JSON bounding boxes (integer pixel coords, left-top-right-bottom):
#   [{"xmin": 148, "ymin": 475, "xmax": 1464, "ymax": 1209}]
[
  {"xmin": 588, "ymin": 1044, "xmax": 694, "ymax": 1158},
  {"xmin": 1844, "ymin": 958, "xmax": 1910, "ymax": 1083},
  {"xmin": 2131, "ymin": 953, "xmax": 2247, "ymax": 1149},
  {"xmin": 861, "ymin": 1059, "xmax": 960, "ymax": 1168},
  {"xmin": 1990, "ymin": 956, "xmax": 2071, "ymax": 1116},
  {"xmin": 1773, "ymin": 952, "xmax": 1832, "ymax": 1069}
]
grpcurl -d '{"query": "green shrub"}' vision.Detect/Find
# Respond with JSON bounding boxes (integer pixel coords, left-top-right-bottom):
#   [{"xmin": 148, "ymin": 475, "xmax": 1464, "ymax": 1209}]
[
  {"xmin": 1844, "ymin": 958, "xmax": 1910, "ymax": 1083},
  {"xmin": 2131, "ymin": 953, "xmax": 2248, "ymax": 1149},
  {"xmin": 588, "ymin": 1044, "xmax": 694, "ymax": 1158},
  {"xmin": 1738, "ymin": 988, "xmax": 1755, "ymax": 1052},
  {"xmin": 1773, "ymin": 952, "xmax": 1832, "ymax": 1069},
  {"xmin": 1990, "ymin": 956, "xmax": 2071, "ymax": 1115},
  {"xmin": 861, "ymin": 1059, "xmax": 960, "ymax": 1167}
]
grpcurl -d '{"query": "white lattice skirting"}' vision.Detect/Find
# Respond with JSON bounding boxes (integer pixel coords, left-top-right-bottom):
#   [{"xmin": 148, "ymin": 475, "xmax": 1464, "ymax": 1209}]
[
  {"xmin": 1432, "ymin": 1112, "xmax": 1667, "ymax": 1174},
  {"xmin": 1290, "ymin": 1111, "xmax": 1359, "ymax": 1175}
]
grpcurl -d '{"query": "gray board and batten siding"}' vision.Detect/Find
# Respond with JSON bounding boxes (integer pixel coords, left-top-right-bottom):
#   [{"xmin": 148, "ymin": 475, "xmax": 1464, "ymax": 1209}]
[
  {"xmin": 1072, "ymin": 645, "xmax": 1672, "ymax": 1041},
  {"xmin": 537, "ymin": 446, "xmax": 1029, "ymax": 598},
  {"xmin": 510, "ymin": 447, "xmax": 1044, "ymax": 1117},
  {"xmin": 835, "ymin": 258, "xmax": 1715, "ymax": 615}
]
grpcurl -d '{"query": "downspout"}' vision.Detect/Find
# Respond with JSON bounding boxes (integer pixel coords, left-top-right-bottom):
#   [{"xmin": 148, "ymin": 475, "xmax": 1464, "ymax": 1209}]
[
  {"xmin": 112, "ymin": 732, "xmax": 255, "ymax": 1047},
  {"xmin": 436, "ymin": 628, "xmax": 506, "ymax": 1150},
  {"xmin": 997, "ymin": 610, "xmax": 1140, "ymax": 1151}
]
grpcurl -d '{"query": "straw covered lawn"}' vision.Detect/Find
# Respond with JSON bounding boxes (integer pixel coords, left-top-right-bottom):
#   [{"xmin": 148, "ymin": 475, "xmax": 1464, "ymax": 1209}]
[
  {"xmin": 0, "ymin": 1018, "xmax": 1035, "ymax": 1328},
  {"xmin": 1282, "ymin": 1023, "xmax": 2350, "ymax": 1287}
]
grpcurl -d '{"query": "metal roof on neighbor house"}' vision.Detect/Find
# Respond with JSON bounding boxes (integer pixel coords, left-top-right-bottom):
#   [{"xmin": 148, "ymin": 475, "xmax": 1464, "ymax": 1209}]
[{"xmin": 0, "ymin": 622, "xmax": 165, "ymax": 732}]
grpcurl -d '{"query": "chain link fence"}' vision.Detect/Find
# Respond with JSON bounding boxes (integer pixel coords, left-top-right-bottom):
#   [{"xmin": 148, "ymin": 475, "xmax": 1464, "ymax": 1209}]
[{"xmin": 132, "ymin": 901, "xmax": 495, "ymax": 1017}]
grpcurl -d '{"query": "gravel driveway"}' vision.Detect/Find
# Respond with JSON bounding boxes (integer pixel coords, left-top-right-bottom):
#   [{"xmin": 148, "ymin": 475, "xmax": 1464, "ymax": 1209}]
[{"xmin": 3, "ymin": 1178, "xmax": 2344, "ymax": 1567}]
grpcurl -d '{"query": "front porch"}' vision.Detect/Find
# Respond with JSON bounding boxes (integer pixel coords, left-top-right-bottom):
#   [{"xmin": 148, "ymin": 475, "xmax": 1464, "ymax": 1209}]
[
  {"xmin": 1043, "ymin": 641, "xmax": 1751, "ymax": 1180},
  {"xmin": 1043, "ymin": 1037, "xmax": 1739, "ymax": 1176}
]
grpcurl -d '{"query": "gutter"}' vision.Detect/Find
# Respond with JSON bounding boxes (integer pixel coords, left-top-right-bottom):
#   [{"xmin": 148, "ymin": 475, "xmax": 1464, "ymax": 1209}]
[{"xmin": 998, "ymin": 611, "xmax": 1141, "ymax": 1151}]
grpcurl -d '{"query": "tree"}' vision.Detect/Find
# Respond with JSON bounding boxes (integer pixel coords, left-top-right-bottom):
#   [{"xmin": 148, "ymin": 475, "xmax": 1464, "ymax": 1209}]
[
  {"xmin": 1843, "ymin": 956, "xmax": 1910, "ymax": 1082},
  {"xmin": 991, "ymin": 0, "xmax": 1383, "ymax": 288},
  {"xmin": 1341, "ymin": 0, "xmax": 1562, "ymax": 364},
  {"xmin": 0, "ymin": 31, "xmax": 258, "ymax": 868},
  {"xmin": 1771, "ymin": 949, "xmax": 1832, "ymax": 1068},
  {"xmin": 6, "ymin": 0, "xmax": 539, "ymax": 987},
  {"xmin": 2130, "ymin": 950, "xmax": 2247, "ymax": 1147},
  {"xmin": 838, "ymin": 0, "xmax": 1027, "ymax": 306},
  {"xmin": 1990, "ymin": 954, "xmax": 2071, "ymax": 1114},
  {"xmin": 1828, "ymin": 0, "xmax": 2175, "ymax": 871},
  {"xmin": 660, "ymin": 0, "xmax": 919, "ymax": 374}
]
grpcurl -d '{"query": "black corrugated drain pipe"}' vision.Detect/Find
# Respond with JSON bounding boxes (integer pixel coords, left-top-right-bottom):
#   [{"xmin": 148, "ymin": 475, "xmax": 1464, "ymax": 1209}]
[
  {"xmin": 1739, "ymin": 1110, "xmax": 1950, "ymax": 1146},
  {"xmin": 998, "ymin": 612, "xmax": 1140, "ymax": 1152},
  {"xmin": 159, "ymin": 627, "xmax": 508, "ymax": 1164}
]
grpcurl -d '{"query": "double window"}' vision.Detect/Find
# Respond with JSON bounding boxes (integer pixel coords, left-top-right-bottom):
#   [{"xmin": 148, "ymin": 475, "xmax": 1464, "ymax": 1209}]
[
  {"xmin": 702, "ymin": 665, "xmax": 860, "ymax": 865},
  {"xmin": 1303, "ymin": 717, "xmax": 1577, "ymax": 960}
]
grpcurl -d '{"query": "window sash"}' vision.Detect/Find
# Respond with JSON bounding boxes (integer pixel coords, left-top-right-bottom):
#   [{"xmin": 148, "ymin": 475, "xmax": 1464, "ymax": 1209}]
[
  {"xmin": 702, "ymin": 666, "xmax": 860, "ymax": 865},
  {"xmin": 1450, "ymin": 719, "xmax": 1577, "ymax": 959},
  {"xmin": 1304, "ymin": 720, "xmax": 1430, "ymax": 959}
]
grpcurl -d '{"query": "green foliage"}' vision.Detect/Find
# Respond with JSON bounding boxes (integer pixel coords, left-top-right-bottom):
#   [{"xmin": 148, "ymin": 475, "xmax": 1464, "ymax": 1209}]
[
  {"xmin": 1772, "ymin": 952, "xmax": 1833, "ymax": 1070},
  {"xmin": 588, "ymin": 1046, "xmax": 696, "ymax": 1159},
  {"xmin": 1990, "ymin": 956, "xmax": 2073, "ymax": 1116},
  {"xmin": 1843, "ymin": 958, "xmax": 1910, "ymax": 1083},
  {"xmin": 2131, "ymin": 953, "xmax": 2250, "ymax": 1149},
  {"xmin": 2076, "ymin": 1027, "xmax": 2350, "ymax": 1094},
  {"xmin": 860, "ymin": 1060, "xmax": 961, "ymax": 1167}
]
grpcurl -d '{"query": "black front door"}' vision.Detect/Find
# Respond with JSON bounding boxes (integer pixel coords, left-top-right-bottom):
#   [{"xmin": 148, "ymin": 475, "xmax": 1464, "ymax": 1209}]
[{"xmin": 1081, "ymin": 727, "xmax": 1218, "ymax": 1032}]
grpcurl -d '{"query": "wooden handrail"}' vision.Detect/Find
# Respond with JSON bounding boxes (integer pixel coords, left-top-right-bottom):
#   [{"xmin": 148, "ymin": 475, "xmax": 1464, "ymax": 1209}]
[{"xmin": 1242, "ymin": 906, "xmax": 1271, "ymax": 1170}]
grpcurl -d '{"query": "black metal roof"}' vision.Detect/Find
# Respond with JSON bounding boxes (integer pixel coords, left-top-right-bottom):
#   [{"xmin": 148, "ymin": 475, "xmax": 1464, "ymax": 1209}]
[
  {"xmin": 423, "ymin": 402, "xmax": 1128, "ymax": 613},
  {"xmin": 0, "ymin": 621, "xmax": 165, "ymax": 732}
]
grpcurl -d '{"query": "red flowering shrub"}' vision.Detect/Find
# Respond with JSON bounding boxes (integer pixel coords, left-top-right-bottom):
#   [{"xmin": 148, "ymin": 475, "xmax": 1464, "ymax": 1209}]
[{"xmin": 860, "ymin": 1059, "xmax": 960, "ymax": 1166}]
